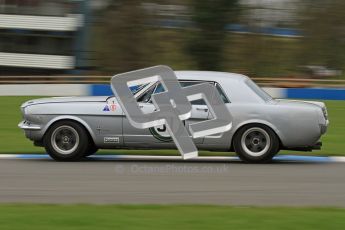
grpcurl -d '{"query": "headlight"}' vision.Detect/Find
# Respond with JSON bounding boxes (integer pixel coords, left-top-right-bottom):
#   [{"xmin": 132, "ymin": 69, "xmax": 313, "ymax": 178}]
[{"xmin": 21, "ymin": 106, "xmax": 26, "ymax": 119}]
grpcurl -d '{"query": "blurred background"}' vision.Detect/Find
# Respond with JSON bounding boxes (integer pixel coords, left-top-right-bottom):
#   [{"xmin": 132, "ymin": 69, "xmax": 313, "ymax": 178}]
[{"xmin": 0, "ymin": 0, "xmax": 344, "ymax": 81}]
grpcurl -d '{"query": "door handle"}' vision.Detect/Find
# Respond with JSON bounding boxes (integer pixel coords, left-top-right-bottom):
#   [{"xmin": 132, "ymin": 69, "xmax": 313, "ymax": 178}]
[{"xmin": 196, "ymin": 108, "xmax": 208, "ymax": 112}]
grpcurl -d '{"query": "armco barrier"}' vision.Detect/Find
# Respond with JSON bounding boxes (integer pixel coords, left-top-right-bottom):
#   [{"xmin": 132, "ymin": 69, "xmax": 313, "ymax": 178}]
[
  {"xmin": 0, "ymin": 84, "xmax": 345, "ymax": 100},
  {"xmin": 286, "ymin": 88, "xmax": 345, "ymax": 100},
  {"xmin": 0, "ymin": 84, "xmax": 88, "ymax": 96},
  {"xmin": 90, "ymin": 84, "xmax": 114, "ymax": 96}
]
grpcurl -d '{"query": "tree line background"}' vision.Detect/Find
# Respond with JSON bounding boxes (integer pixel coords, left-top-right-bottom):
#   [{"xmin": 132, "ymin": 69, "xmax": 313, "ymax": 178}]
[{"xmin": 90, "ymin": 0, "xmax": 345, "ymax": 79}]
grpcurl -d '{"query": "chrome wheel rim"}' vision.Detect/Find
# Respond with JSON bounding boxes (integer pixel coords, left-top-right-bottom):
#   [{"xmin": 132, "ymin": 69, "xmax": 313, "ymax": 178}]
[
  {"xmin": 51, "ymin": 125, "xmax": 79, "ymax": 155},
  {"xmin": 241, "ymin": 127, "xmax": 270, "ymax": 157}
]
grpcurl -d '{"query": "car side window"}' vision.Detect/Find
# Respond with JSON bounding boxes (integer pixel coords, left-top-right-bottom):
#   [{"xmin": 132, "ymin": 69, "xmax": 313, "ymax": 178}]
[
  {"xmin": 179, "ymin": 81, "xmax": 202, "ymax": 87},
  {"xmin": 137, "ymin": 85, "xmax": 155, "ymax": 103},
  {"xmin": 148, "ymin": 81, "xmax": 206, "ymax": 105},
  {"xmin": 179, "ymin": 81, "xmax": 207, "ymax": 105},
  {"xmin": 180, "ymin": 81, "xmax": 230, "ymax": 104},
  {"xmin": 215, "ymin": 83, "xmax": 230, "ymax": 104},
  {"xmin": 137, "ymin": 80, "xmax": 229, "ymax": 105},
  {"xmin": 154, "ymin": 83, "xmax": 165, "ymax": 94}
]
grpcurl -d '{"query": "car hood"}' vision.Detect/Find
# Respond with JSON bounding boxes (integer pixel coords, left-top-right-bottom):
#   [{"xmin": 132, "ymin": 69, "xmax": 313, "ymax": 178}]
[{"xmin": 21, "ymin": 96, "xmax": 110, "ymax": 108}]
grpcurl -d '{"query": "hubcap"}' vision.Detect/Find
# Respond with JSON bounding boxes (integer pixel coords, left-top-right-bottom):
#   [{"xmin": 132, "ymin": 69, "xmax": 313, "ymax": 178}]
[
  {"xmin": 51, "ymin": 125, "xmax": 79, "ymax": 155},
  {"xmin": 241, "ymin": 127, "xmax": 270, "ymax": 157}
]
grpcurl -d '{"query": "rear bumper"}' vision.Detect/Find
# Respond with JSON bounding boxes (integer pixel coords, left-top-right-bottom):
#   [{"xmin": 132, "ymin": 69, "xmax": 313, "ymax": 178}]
[
  {"xmin": 320, "ymin": 120, "xmax": 329, "ymax": 135},
  {"xmin": 312, "ymin": 141, "xmax": 322, "ymax": 150},
  {"xmin": 285, "ymin": 141, "xmax": 322, "ymax": 152}
]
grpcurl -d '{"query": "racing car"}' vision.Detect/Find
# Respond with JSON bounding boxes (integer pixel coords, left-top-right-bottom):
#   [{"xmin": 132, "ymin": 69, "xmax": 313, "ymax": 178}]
[{"xmin": 18, "ymin": 71, "xmax": 329, "ymax": 163}]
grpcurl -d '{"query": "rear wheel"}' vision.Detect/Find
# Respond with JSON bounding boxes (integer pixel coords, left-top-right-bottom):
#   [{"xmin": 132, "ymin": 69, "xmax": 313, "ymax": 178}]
[
  {"xmin": 233, "ymin": 124, "xmax": 279, "ymax": 163},
  {"xmin": 43, "ymin": 120, "xmax": 89, "ymax": 161}
]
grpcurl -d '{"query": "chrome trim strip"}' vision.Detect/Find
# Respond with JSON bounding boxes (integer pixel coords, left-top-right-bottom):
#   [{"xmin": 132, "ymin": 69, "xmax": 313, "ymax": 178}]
[{"xmin": 18, "ymin": 121, "xmax": 41, "ymax": 130}]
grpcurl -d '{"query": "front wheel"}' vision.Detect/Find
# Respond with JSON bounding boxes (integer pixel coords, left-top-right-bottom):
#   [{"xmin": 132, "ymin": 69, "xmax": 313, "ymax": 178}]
[
  {"xmin": 43, "ymin": 121, "xmax": 90, "ymax": 161},
  {"xmin": 233, "ymin": 124, "xmax": 280, "ymax": 163},
  {"xmin": 84, "ymin": 144, "xmax": 98, "ymax": 157}
]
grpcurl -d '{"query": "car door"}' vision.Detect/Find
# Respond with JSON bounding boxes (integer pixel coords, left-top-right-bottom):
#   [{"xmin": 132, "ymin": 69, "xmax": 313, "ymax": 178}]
[
  {"xmin": 122, "ymin": 81, "xmax": 210, "ymax": 148},
  {"xmin": 122, "ymin": 83, "xmax": 163, "ymax": 148},
  {"xmin": 179, "ymin": 81, "xmax": 211, "ymax": 144},
  {"xmin": 201, "ymin": 82, "xmax": 233, "ymax": 149}
]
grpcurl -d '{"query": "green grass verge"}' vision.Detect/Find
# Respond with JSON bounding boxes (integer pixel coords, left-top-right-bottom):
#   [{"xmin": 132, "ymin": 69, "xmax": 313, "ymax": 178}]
[
  {"xmin": 0, "ymin": 96, "xmax": 344, "ymax": 155},
  {"xmin": 0, "ymin": 204, "xmax": 344, "ymax": 230}
]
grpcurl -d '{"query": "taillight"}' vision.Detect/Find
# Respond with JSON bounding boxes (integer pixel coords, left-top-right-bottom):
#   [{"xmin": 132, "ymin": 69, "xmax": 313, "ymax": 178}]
[{"xmin": 322, "ymin": 107, "xmax": 328, "ymax": 120}]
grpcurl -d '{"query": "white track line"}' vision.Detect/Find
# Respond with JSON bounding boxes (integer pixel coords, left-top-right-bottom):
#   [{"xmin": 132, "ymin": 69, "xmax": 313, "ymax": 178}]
[
  {"xmin": 0, "ymin": 154, "xmax": 239, "ymax": 161},
  {"xmin": 329, "ymin": 156, "xmax": 345, "ymax": 163},
  {"xmin": 0, "ymin": 154, "xmax": 345, "ymax": 162},
  {"xmin": 92, "ymin": 155, "xmax": 240, "ymax": 162},
  {"xmin": 0, "ymin": 154, "xmax": 18, "ymax": 159}
]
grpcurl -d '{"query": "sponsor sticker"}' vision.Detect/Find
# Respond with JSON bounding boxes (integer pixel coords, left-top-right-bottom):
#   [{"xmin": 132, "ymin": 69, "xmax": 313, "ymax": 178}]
[
  {"xmin": 103, "ymin": 105, "xmax": 110, "ymax": 111},
  {"xmin": 103, "ymin": 101, "xmax": 116, "ymax": 112},
  {"xmin": 104, "ymin": 137, "xmax": 119, "ymax": 143}
]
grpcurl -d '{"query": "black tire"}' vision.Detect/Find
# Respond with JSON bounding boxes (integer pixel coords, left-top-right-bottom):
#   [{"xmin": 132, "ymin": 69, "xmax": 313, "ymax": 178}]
[
  {"xmin": 43, "ymin": 120, "xmax": 89, "ymax": 161},
  {"xmin": 233, "ymin": 124, "xmax": 279, "ymax": 163},
  {"xmin": 84, "ymin": 144, "xmax": 98, "ymax": 157}
]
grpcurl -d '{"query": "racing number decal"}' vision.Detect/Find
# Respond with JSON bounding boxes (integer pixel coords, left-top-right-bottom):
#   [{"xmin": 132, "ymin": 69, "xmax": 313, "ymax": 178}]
[
  {"xmin": 157, "ymin": 125, "xmax": 166, "ymax": 132},
  {"xmin": 149, "ymin": 121, "xmax": 186, "ymax": 142},
  {"xmin": 149, "ymin": 124, "xmax": 173, "ymax": 142}
]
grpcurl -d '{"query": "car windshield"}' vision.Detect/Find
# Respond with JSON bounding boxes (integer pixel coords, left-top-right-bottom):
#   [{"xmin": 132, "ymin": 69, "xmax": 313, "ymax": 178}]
[
  {"xmin": 131, "ymin": 84, "xmax": 148, "ymax": 95},
  {"xmin": 245, "ymin": 79, "xmax": 273, "ymax": 102},
  {"xmin": 108, "ymin": 84, "xmax": 148, "ymax": 101}
]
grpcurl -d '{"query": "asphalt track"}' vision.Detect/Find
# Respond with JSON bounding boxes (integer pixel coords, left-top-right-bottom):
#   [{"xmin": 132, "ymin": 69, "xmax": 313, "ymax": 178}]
[{"xmin": 0, "ymin": 155, "xmax": 345, "ymax": 207}]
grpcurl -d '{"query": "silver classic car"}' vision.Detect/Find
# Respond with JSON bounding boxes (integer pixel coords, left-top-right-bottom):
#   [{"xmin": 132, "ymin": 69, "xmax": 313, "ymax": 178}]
[{"xmin": 19, "ymin": 71, "xmax": 329, "ymax": 163}]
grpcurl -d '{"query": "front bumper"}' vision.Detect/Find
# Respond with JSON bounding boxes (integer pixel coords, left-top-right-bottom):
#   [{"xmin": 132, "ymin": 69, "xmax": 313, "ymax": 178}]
[{"xmin": 18, "ymin": 120, "xmax": 41, "ymax": 130}]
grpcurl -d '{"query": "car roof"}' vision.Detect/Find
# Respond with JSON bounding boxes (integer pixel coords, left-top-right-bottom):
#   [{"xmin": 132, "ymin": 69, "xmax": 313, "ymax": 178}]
[
  {"xmin": 174, "ymin": 71, "xmax": 248, "ymax": 83},
  {"xmin": 174, "ymin": 71, "xmax": 262, "ymax": 103}
]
